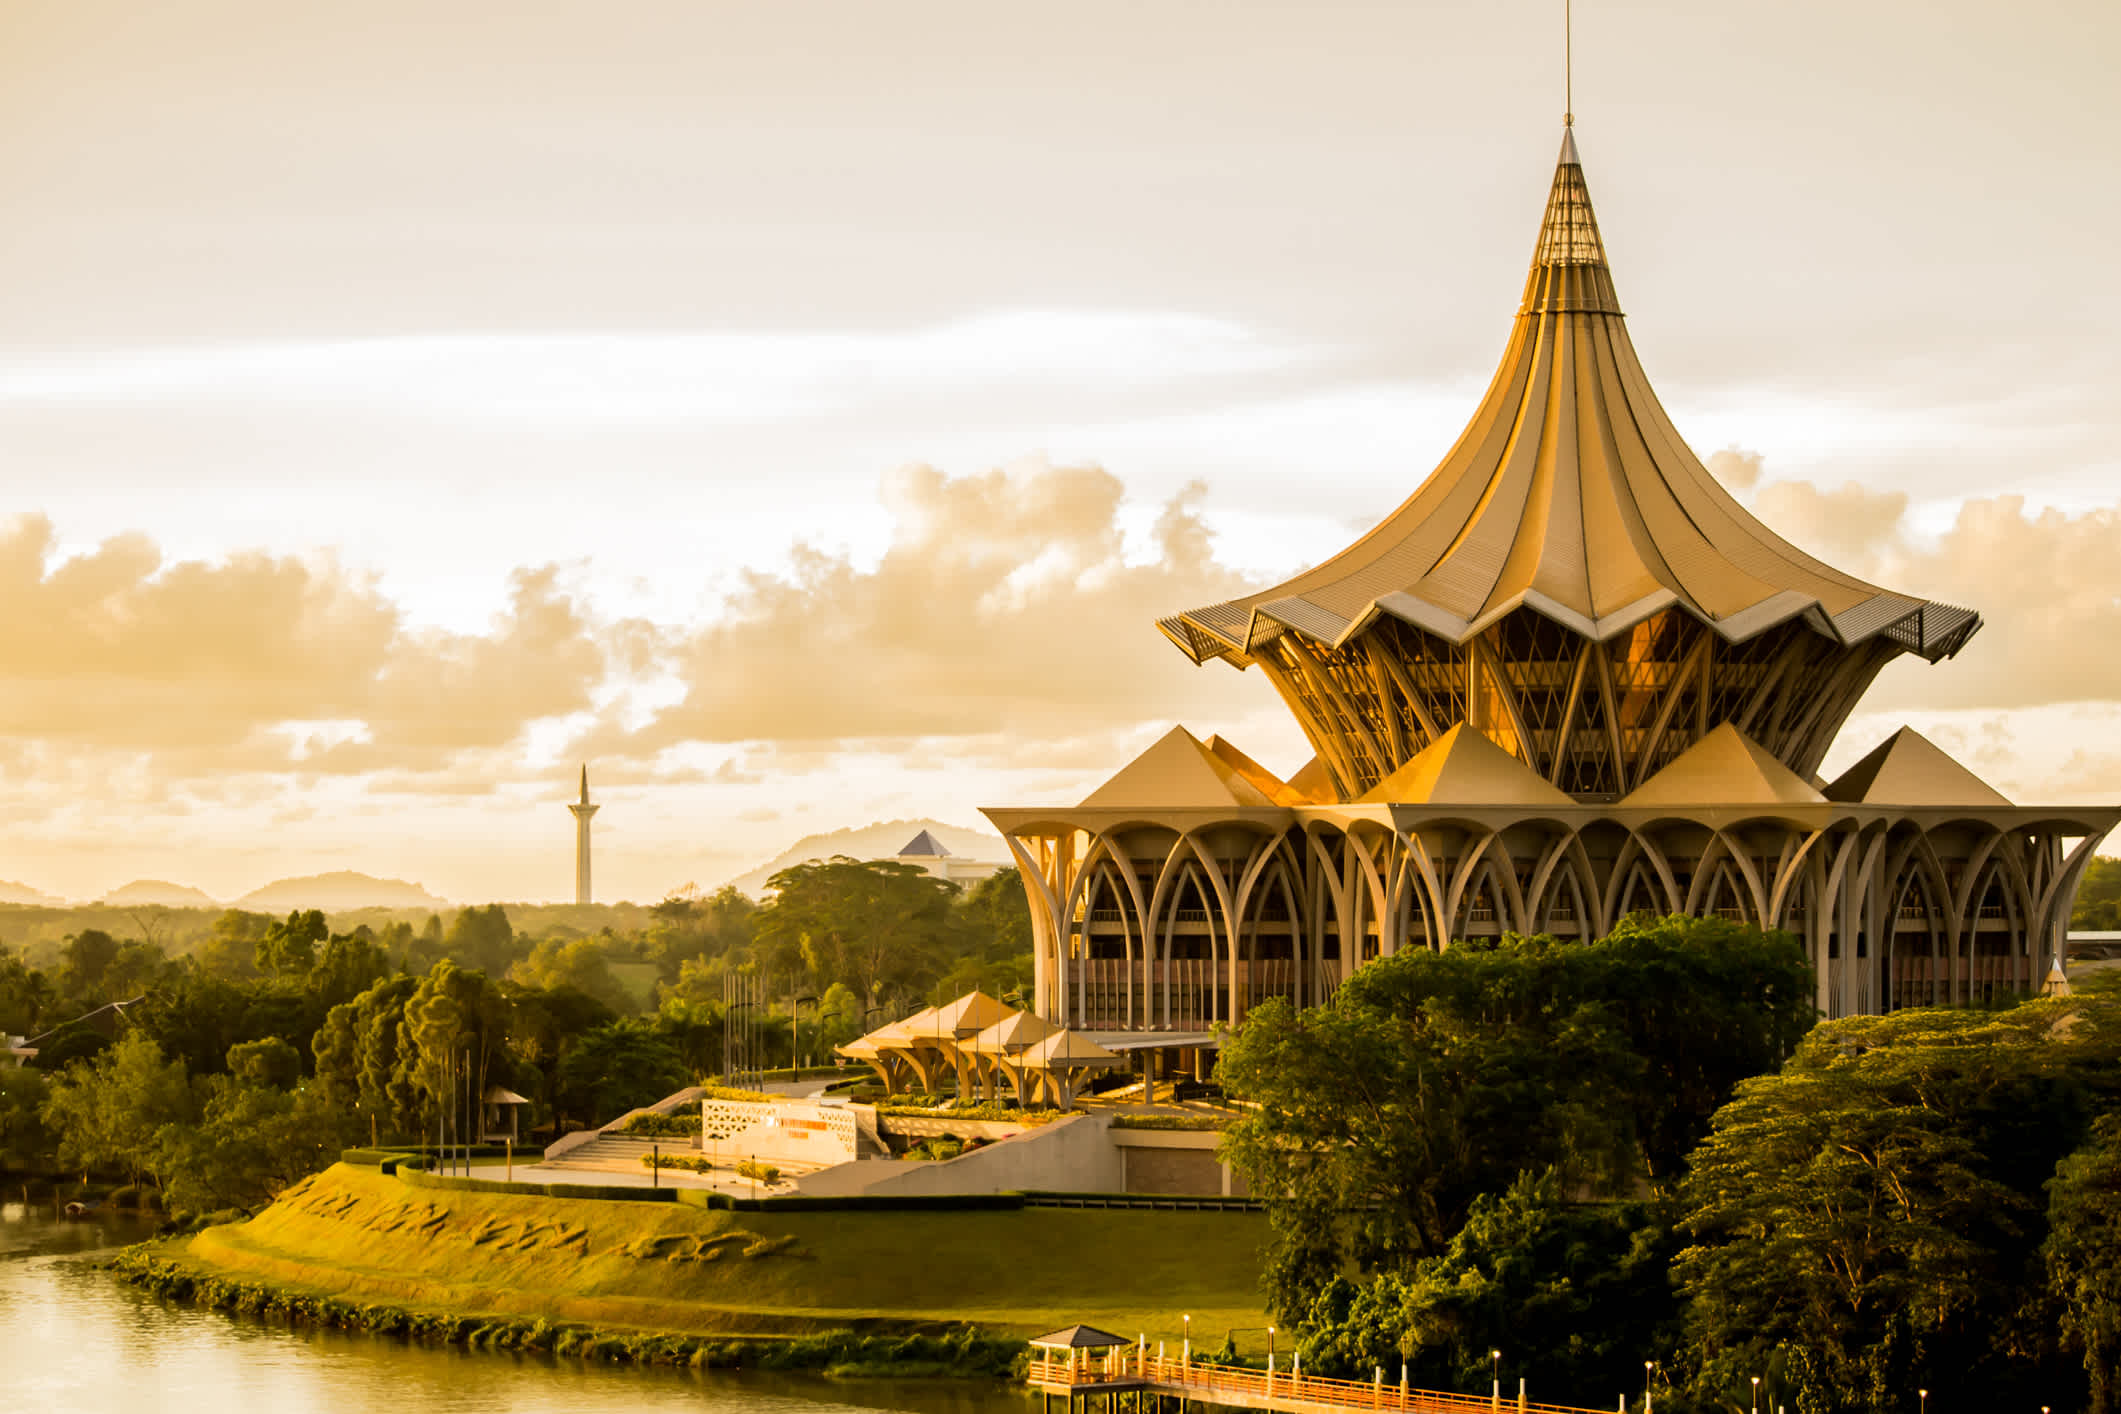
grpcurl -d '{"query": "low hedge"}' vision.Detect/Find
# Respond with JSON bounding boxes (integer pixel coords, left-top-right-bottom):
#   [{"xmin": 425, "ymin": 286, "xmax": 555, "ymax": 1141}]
[
  {"xmin": 618, "ymin": 1112, "xmax": 702, "ymax": 1138},
  {"xmin": 106, "ymin": 1250, "xmax": 1022, "ymax": 1374},
  {"xmin": 398, "ymin": 1169, "xmax": 676, "ymax": 1204},
  {"xmin": 1109, "ymin": 1114, "xmax": 1227, "ymax": 1131}
]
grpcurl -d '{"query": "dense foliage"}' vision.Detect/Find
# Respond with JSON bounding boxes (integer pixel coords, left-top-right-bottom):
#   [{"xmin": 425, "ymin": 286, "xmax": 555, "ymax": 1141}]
[
  {"xmin": 0, "ymin": 860, "xmax": 1032, "ymax": 1213},
  {"xmin": 1218, "ymin": 915, "xmax": 1812, "ymax": 1311},
  {"xmin": 1220, "ymin": 916, "xmax": 2121, "ymax": 1414}
]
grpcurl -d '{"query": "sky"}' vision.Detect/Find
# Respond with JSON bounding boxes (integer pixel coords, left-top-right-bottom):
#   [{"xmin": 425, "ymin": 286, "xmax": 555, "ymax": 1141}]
[{"xmin": 2, "ymin": 0, "xmax": 2118, "ymax": 904}]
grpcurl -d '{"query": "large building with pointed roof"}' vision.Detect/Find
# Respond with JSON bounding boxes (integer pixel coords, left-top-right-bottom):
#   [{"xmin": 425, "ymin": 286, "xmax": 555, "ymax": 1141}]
[{"xmin": 984, "ymin": 128, "xmax": 2118, "ymax": 1043}]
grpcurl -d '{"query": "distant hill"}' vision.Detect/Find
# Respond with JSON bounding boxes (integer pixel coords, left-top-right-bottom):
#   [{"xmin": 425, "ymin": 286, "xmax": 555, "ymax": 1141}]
[
  {"xmin": 723, "ymin": 818, "xmax": 1009, "ymax": 897},
  {"xmin": 0, "ymin": 879, "xmax": 65, "ymax": 907},
  {"xmin": 235, "ymin": 871, "xmax": 448, "ymax": 913},
  {"xmin": 100, "ymin": 879, "xmax": 220, "ymax": 908}
]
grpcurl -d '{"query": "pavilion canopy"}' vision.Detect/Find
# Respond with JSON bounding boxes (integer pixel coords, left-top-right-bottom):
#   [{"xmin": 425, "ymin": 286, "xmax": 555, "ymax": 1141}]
[{"xmin": 1161, "ymin": 128, "xmax": 1979, "ymax": 669}]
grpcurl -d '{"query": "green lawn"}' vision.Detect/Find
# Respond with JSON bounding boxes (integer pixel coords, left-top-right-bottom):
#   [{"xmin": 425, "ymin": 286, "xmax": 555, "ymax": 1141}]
[{"xmin": 186, "ymin": 1163, "xmax": 1268, "ymax": 1341}]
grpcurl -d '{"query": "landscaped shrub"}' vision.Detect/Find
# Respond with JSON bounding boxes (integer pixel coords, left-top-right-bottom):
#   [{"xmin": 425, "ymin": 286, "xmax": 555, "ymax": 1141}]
[
  {"xmin": 619, "ymin": 1112, "xmax": 702, "ymax": 1137},
  {"xmin": 1109, "ymin": 1114, "xmax": 1226, "ymax": 1131},
  {"xmin": 873, "ymin": 1099, "xmax": 1069, "ymax": 1123},
  {"xmin": 905, "ymin": 1137, "xmax": 965, "ymax": 1161},
  {"xmin": 735, "ymin": 1158, "xmax": 779, "ymax": 1185},
  {"xmin": 642, "ymin": 1152, "xmax": 715, "ymax": 1173}
]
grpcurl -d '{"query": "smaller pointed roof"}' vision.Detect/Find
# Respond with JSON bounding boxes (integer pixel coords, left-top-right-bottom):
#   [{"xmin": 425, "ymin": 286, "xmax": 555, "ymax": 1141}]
[
  {"xmin": 898, "ymin": 829, "xmax": 953, "ymax": 858},
  {"xmin": 1285, "ymin": 756, "xmax": 1339, "ymax": 805},
  {"xmin": 1019, "ymin": 1028, "xmax": 1125, "ymax": 1069},
  {"xmin": 1823, "ymin": 727, "xmax": 2012, "ymax": 807},
  {"xmin": 1360, "ymin": 724, "xmax": 1576, "ymax": 807},
  {"xmin": 1080, "ymin": 726, "xmax": 1280, "ymax": 810},
  {"xmin": 1621, "ymin": 724, "xmax": 1827, "ymax": 808},
  {"xmin": 1204, "ymin": 735, "xmax": 1310, "ymax": 806},
  {"xmin": 912, "ymin": 990, "xmax": 1016, "ymax": 1039},
  {"xmin": 1029, "ymin": 1325, "xmax": 1131, "ymax": 1349},
  {"xmin": 966, "ymin": 1008, "xmax": 1056, "ymax": 1056}
]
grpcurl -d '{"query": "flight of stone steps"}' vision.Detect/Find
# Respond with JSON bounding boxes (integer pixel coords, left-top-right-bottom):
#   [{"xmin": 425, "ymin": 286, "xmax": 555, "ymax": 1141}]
[{"xmin": 539, "ymin": 1134, "xmax": 691, "ymax": 1176}]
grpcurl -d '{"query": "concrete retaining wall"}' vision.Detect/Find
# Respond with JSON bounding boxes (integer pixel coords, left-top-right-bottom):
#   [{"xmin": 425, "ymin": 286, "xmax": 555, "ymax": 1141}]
[{"xmin": 794, "ymin": 1113, "xmax": 1122, "ymax": 1196}]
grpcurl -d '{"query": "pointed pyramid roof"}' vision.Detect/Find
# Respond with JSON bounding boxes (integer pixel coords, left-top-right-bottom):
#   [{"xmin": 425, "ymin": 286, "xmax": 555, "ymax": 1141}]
[
  {"xmin": 1360, "ymin": 723, "xmax": 1575, "ymax": 807},
  {"xmin": 1019, "ymin": 1028, "xmax": 1124, "ymax": 1069},
  {"xmin": 1621, "ymin": 724, "xmax": 1828, "ymax": 808},
  {"xmin": 1204, "ymin": 735, "xmax": 1309, "ymax": 806},
  {"xmin": 966, "ymin": 1008, "xmax": 1056, "ymax": 1056},
  {"xmin": 1161, "ymin": 129, "xmax": 1978, "ymax": 667},
  {"xmin": 1285, "ymin": 756, "xmax": 1339, "ymax": 805},
  {"xmin": 897, "ymin": 828, "xmax": 952, "ymax": 858},
  {"xmin": 1079, "ymin": 726, "xmax": 1281, "ymax": 810},
  {"xmin": 913, "ymin": 990, "xmax": 1016, "ymax": 1039},
  {"xmin": 1823, "ymin": 727, "xmax": 2012, "ymax": 807}
]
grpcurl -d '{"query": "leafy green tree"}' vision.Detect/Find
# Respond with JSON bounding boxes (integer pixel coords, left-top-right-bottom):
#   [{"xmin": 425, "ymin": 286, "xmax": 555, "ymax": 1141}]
[
  {"xmin": 402, "ymin": 961, "xmax": 511, "ymax": 1130},
  {"xmin": 195, "ymin": 910, "xmax": 271, "ymax": 981},
  {"xmin": 157, "ymin": 1070, "xmax": 354, "ymax": 1214},
  {"xmin": 255, "ymin": 909, "xmax": 328, "ymax": 978},
  {"xmin": 1674, "ymin": 1004, "xmax": 2099, "ymax": 1414},
  {"xmin": 0, "ymin": 1065, "xmax": 53, "ymax": 1168},
  {"xmin": 56, "ymin": 929, "xmax": 123, "ymax": 998},
  {"xmin": 133, "ymin": 968, "xmax": 253, "ymax": 1075},
  {"xmin": 1220, "ymin": 919, "xmax": 1812, "ymax": 1323},
  {"xmin": 1295, "ymin": 1173, "xmax": 1679, "ymax": 1400},
  {"xmin": 0, "ymin": 949, "xmax": 53, "ymax": 1035},
  {"xmin": 444, "ymin": 904, "xmax": 516, "ymax": 976},
  {"xmin": 507, "ymin": 937, "xmax": 631, "ymax": 1014},
  {"xmin": 754, "ymin": 857, "xmax": 958, "ymax": 1006},
  {"xmin": 554, "ymin": 1019, "xmax": 690, "ymax": 1127},
  {"xmin": 39, "ymin": 1030, "xmax": 194, "ymax": 1186},
  {"xmin": 2044, "ymin": 1115, "xmax": 2121, "ymax": 1412},
  {"xmin": 306, "ymin": 929, "xmax": 392, "ymax": 1011},
  {"xmin": 226, "ymin": 1036, "xmax": 304, "ymax": 1089},
  {"xmin": 313, "ymin": 973, "xmax": 423, "ymax": 1139}
]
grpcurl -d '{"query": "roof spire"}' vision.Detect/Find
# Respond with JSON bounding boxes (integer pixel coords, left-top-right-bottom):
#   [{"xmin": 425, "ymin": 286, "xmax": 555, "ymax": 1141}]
[
  {"xmin": 578, "ymin": 763, "xmax": 589, "ymax": 805},
  {"xmin": 1565, "ymin": 0, "xmax": 1573, "ymax": 128}
]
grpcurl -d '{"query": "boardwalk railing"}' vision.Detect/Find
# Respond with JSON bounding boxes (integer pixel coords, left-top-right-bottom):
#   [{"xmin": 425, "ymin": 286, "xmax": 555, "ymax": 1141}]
[{"xmin": 1027, "ymin": 1355, "xmax": 1608, "ymax": 1414}]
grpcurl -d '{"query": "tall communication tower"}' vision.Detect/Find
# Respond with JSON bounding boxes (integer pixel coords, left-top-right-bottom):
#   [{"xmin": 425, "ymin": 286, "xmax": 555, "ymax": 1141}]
[{"xmin": 567, "ymin": 765, "xmax": 599, "ymax": 905}]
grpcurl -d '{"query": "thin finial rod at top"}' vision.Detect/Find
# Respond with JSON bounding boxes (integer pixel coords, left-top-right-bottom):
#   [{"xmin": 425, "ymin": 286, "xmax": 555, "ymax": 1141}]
[{"xmin": 1565, "ymin": 0, "xmax": 1573, "ymax": 126}]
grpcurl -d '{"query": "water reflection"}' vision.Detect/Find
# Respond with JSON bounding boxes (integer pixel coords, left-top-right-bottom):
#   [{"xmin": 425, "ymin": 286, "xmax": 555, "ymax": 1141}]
[{"xmin": 0, "ymin": 1202, "xmax": 1030, "ymax": 1414}]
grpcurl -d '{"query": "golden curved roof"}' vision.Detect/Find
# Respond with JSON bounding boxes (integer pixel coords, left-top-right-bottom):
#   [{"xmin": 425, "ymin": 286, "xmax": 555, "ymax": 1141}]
[{"xmin": 1162, "ymin": 128, "xmax": 1979, "ymax": 668}]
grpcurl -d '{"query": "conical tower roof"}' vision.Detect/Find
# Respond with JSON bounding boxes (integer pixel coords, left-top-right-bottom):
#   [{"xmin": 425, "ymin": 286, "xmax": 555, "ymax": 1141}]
[
  {"xmin": 1079, "ymin": 726, "xmax": 1281, "ymax": 809},
  {"xmin": 1823, "ymin": 727, "xmax": 2012, "ymax": 807},
  {"xmin": 1359, "ymin": 723, "xmax": 1575, "ymax": 807},
  {"xmin": 1619, "ymin": 724, "xmax": 1827, "ymax": 808},
  {"xmin": 1160, "ymin": 130, "xmax": 1979, "ymax": 667}
]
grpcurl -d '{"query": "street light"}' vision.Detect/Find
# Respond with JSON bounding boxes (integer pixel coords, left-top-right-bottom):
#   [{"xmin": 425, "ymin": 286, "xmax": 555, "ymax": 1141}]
[
  {"xmin": 1917, "ymin": 1390, "xmax": 1927, "ymax": 1414},
  {"xmin": 1643, "ymin": 1361, "xmax": 1654, "ymax": 1414},
  {"xmin": 1751, "ymin": 1376, "xmax": 1760, "ymax": 1414}
]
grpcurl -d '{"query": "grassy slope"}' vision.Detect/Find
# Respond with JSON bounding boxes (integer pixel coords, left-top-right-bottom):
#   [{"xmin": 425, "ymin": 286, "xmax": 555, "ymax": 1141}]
[{"xmin": 186, "ymin": 1164, "xmax": 1268, "ymax": 1341}]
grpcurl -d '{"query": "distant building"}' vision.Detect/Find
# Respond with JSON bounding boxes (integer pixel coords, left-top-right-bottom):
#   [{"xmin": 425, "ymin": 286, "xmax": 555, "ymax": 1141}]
[{"xmin": 889, "ymin": 830, "xmax": 1005, "ymax": 890}]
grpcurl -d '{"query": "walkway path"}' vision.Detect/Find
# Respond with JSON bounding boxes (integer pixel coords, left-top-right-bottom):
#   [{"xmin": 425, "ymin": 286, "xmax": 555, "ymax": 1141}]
[{"xmin": 1029, "ymin": 1353, "xmax": 1609, "ymax": 1414}]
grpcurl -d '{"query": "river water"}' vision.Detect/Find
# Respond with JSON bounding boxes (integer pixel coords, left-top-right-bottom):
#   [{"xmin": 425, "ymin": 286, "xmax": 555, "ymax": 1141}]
[{"xmin": 0, "ymin": 1201, "xmax": 1030, "ymax": 1414}]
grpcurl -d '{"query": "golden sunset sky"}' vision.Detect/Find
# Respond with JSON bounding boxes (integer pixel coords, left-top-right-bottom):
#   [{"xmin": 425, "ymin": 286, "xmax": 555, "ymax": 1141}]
[{"xmin": 3, "ymin": 0, "xmax": 2117, "ymax": 904}]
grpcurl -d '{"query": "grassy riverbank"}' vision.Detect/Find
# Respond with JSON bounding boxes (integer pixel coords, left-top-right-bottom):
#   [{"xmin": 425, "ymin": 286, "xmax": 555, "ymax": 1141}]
[{"xmin": 156, "ymin": 1163, "xmax": 1268, "ymax": 1353}]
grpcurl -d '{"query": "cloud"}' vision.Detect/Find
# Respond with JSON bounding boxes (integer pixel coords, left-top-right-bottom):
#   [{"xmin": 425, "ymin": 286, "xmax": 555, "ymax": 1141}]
[
  {"xmin": 620, "ymin": 459, "xmax": 1267, "ymax": 749},
  {"xmin": 1738, "ymin": 462, "xmax": 2121, "ymax": 711},
  {"xmin": 0, "ymin": 513, "xmax": 619, "ymax": 766},
  {"xmin": 1704, "ymin": 446, "xmax": 1764, "ymax": 492}
]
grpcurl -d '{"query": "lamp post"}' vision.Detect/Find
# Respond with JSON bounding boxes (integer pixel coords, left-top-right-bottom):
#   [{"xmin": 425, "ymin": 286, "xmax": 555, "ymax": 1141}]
[
  {"xmin": 1918, "ymin": 1390, "xmax": 1927, "ymax": 1414},
  {"xmin": 1492, "ymin": 1350, "xmax": 1502, "ymax": 1411},
  {"xmin": 1183, "ymin": 1314, "xmax": 1191, "ymax": 1368},
  {"xmin": 1644, "ymin": 1361, "xmax": 1654, "ymax": 1414},
  {"xmin": 1751, "ymin": 1376, "xmax": 1760, "ymax": 1414}
]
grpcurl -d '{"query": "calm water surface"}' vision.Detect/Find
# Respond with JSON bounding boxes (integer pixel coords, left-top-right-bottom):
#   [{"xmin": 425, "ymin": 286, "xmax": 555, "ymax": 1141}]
[{"xmin": 0, "ymin": 1201, "xmax": 1032, "ymax": 1414}]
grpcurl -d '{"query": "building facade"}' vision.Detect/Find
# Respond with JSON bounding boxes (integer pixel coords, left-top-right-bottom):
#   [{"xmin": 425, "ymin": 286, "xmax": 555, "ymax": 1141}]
[{"xmin": 985, "ymin": 128, "xmax": 2118, "ymax": 1033}]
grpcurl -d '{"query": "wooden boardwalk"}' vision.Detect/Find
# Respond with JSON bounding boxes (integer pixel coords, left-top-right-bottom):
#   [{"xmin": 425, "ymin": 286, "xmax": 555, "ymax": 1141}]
[{"xmin": 1028, "ymin": 1354, "xmax": 1611, "ymax": 1414}]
